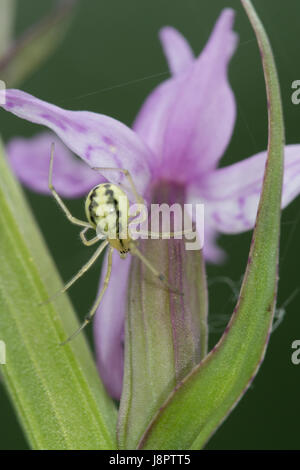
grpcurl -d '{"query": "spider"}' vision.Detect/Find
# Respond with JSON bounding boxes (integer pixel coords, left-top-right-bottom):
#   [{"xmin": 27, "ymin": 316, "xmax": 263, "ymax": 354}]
[{"xmin": 47, "ymin": 144, "xmax": 184, "ymax": 345}]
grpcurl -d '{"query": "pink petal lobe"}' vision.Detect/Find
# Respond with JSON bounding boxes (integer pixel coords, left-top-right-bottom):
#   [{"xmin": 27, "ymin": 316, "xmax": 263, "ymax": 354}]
[
  {"xmin": 134, "ymin": 9, "xmax": 237, "ymax": 184},
  {"xmin": 1, "ymin": 89, "xmax": 153, "ymax": 199},
  {"xmin": 203, "ymin": 225, "xmax": 226, "ymax": 264},
  {"xmin": 192, "ymin": 145, "xmax": 300, "ymax": 235},
  {"xmin": 94, "ymin": 250, "xmax": 131, "ymax": 400},
  {"xmin": 133, "ymin": 78, "xmax": 181, "ymax": 170},
  {"xmin": 160, "ymin": 8, "xmax": 237, "ymax": 182},
  {"xmin": 6, "ymin": 132, "xmax": 103, "ymax": 197},
  {"xmin": 159, "ymin": 26, "xmax": 194, "ymax": 76}
]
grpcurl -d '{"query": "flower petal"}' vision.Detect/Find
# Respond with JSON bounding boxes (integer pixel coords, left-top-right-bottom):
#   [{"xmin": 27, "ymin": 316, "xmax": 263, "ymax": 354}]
[
  {"xmin": 203, "ymin": 225, "xmax": 226, "ymax": 264},
  {"xmin": 133, "ymin": 26, "xmax": 193, "ymax": 157},
  {"xmin": 0, "ymin": 89, "xmax": 154, "ymax": 199},
  {"xmin": 134, "ymin": 9, "xmax": 237, "ymax": 184},
  {"xmin": 133, "ymin": 78, "xmax": 180, "ymax": 169},
  {"xmin": 94, "ymin": 249, "xmax": 131, "ymax": 400},
  {"xmin": 6, "ymin": 132, "xmax": 103, "ymax": 197},
  {"xmin": 190, "ymin": 145, "xmax": 300, "ymax": 235},
  {"xmin": 159, "ymin": 26, "xmax": 194, "ymax": 76},
  {"xmin": 160, "ymin": 8, "xmax": 237, "ymax": 182}
]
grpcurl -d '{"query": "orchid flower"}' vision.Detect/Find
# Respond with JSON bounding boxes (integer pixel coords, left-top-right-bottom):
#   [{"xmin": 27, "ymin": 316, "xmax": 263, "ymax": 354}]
[{"xmin": 0, "ymin": 8, "xmax": 297, "ymax": 405}]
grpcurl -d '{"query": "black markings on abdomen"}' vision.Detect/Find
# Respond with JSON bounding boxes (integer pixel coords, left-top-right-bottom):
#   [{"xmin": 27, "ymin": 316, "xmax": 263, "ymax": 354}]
[
  {"xmin": 88, "ymin": 188, "xmax": 98, "ymax": 225},
  {"xmin": 105, "ymin": 189, "xmax": 122, "ymax": 242}
]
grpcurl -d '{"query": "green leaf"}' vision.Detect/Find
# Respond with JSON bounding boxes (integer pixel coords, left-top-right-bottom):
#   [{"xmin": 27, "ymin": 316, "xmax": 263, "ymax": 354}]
[
  {"xmin": 0, "ymin": 0, "xmax": 16, "ymax": 58},
  {"xmin": 138, "ymin": 0, "xmax": 285, "ymax": 450},
  {"xmin": 0, "ymin": 141, "xmax": 117, "ymax": 450},
  {"xmin": 0, "ymin": 0, "xmax": 77, "ymax": 87}
]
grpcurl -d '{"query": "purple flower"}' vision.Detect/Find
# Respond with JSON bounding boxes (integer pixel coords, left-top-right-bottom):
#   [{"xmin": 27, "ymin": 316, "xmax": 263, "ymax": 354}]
[{"xmin": 1, "ymin": 8, "xmax": 300, "ymax": 399}]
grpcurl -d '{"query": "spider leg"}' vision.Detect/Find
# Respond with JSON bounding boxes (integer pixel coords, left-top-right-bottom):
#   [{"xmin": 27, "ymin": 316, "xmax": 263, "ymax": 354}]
[
  {"xmin": 60, "ymin": 240, "xmax": 108, "ymax": 295},
  {"xmin": 91, "ymin": 166, "xmax": 144, "ymax": 205},
  {"xmin": 129, "ymin": 242, "xmax": 183, "ymax": 296},
  {"xmin": 137, "ymin": 228, "xmax": 193, "ymax": 239},
  {"xmin": 60, "ymin": 246, "xmax": 114, "ymax": 345},
  {"xmin": 40, "ymin": 240, "xmax": 108, "ymax": 306},
  {"xmin": 49, "ymin": 143, "xmax": 90, "ymax": 228},
  {"xmin": 80, "ymin": 227, "xmax": 101, "ymax": 246}
]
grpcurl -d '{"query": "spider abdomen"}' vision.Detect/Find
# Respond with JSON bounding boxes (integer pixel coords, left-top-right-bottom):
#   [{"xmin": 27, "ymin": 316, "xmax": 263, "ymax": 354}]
[{"xmin": 85, "ymin": 183, "xmax": 131, "ymax": 254}]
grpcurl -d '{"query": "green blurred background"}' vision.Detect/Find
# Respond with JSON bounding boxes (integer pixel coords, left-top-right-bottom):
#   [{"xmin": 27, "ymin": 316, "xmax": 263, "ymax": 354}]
[{"xmin": 0, "ymin": 0, "xmax": 299, "ymax": 450}]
